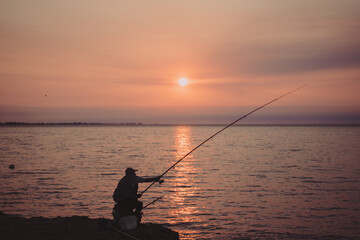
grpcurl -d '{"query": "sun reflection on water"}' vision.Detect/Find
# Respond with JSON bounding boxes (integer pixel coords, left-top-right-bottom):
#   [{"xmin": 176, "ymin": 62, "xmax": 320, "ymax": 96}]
[{"xmin": 167, "ymin": 126, "xmax": 202, "ymax": 238}]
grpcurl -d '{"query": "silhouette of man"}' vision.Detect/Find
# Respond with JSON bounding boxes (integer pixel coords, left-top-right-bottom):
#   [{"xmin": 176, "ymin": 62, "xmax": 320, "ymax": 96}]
[{"xmin": 113, "ymin": 167, "xmax": 161, "ymax": 223}]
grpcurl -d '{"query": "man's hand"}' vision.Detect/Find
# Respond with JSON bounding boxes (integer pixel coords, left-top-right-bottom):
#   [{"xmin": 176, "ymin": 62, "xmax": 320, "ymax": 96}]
[
  {"xmin": 155, "ymin": 176, "xmax": 164, "ymax": 184},
  {"xmin": 137, "ymin": 194, "xmax": 142, "ymax": 198}
]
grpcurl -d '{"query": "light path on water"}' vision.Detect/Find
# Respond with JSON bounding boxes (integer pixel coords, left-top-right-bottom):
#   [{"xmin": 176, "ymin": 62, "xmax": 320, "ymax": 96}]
[{"xmin": 1, "ymin": 125, "xmax": 360, "ymax": 239}]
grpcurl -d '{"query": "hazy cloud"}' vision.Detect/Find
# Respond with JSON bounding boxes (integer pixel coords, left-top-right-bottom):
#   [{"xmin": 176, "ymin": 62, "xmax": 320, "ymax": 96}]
[{"xmin": 1, "ymin": 0, "xmax": 360, "ymax": 123}]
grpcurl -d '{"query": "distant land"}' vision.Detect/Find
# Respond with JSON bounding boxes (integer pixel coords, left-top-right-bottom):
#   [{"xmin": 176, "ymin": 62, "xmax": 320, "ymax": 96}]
[
  {"xmin": 0, "ymin": 122, "xmax": 143, "ymax": 126},
  {"xmin": 1, "ymin": 122, "xmax": 359, "ymax": 127}
]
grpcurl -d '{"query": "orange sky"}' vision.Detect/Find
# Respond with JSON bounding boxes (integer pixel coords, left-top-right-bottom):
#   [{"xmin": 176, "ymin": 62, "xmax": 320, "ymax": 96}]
[{"xmin": 1, "ymin": 1, "xmax": 360, "ymax": 124}]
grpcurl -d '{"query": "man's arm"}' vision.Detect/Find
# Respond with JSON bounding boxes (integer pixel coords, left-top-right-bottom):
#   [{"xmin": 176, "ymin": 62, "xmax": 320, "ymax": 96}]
[
  {"xmin": 142, "ymin": 176, "xmax": 161, "ymax": 183},
  {"xmin": 136, "ymin": 176, "xmax": 162, "ymax": 198}
]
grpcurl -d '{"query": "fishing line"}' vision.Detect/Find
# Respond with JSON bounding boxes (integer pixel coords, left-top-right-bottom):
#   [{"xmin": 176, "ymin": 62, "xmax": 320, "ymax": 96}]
[{"xmin": 141, "ymin": 85, "xmax": 306, "ymax": 195}]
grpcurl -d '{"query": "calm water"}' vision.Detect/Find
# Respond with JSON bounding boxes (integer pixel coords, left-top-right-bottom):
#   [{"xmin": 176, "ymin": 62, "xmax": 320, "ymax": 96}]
[{"xmin": 0, "ymin": 125, "xmax": 359, "ymax": 239}]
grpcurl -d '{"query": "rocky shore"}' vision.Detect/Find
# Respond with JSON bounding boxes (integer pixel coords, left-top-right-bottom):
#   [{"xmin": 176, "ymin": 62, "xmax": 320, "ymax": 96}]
[{"xmin": 0, "ymin": 212, "xmax": 179, "ymax": 240}]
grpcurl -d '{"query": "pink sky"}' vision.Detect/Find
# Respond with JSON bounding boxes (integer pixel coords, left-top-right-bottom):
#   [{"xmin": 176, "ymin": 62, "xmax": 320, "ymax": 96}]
[{"xmin": 1, "ymin": 1, "xmax": 360, "ymax": 124}]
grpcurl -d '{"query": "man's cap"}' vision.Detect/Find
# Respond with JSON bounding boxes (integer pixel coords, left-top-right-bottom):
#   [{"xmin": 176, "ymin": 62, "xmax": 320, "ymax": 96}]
[{"xmin": 125, "ymin": 167, "xmax": 138, "ymax": 175}]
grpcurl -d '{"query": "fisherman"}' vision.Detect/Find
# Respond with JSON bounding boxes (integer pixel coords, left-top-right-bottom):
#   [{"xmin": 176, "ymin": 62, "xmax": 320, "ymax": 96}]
[{"xmin": 113, "ymin": 167, "xmax": 161, "ymax": 224}]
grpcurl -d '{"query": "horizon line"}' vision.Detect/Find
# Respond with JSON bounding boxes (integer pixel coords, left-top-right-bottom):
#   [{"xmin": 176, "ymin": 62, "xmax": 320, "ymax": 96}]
[{"xmin": 1, "ymin": 122, "xmax": 359, "ymax": 127}]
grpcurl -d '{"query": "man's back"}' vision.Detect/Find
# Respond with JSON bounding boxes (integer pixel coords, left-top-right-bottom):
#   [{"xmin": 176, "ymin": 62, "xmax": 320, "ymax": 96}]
[{"xmin": 113, "ymin": 175, "xmax": 144, "ymax": 200}]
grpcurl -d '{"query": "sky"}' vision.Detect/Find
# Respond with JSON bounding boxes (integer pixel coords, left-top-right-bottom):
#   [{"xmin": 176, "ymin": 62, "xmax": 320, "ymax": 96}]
[{"xmin": 1, "ymin": 0, "xmax": 360, "ymax": 124}]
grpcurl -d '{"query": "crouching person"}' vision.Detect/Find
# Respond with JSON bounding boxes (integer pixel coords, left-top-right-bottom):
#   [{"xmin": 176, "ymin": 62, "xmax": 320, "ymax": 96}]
[{"xmin": 113, "ymin": 167, "xmax": 161, "ymax": 224}]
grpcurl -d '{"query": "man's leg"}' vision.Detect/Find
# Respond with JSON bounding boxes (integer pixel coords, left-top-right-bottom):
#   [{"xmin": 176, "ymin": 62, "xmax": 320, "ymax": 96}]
[
  {"xmin": 134, "ymin": 200, "xmax": 143, "ymax": 224},
  {"xmin": 114, "ymin": 198, "xmax": 134, "ymax": 218},
  {"xmin": 112, "ymin": 204, "xmax": 120, "ymax": 224}
]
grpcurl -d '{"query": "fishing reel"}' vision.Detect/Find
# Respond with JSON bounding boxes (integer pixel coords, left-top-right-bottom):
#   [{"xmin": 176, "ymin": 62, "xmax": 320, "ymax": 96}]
[{"xmin": 159, "ymin": 179, "xmax": 164, "ymax": 184}]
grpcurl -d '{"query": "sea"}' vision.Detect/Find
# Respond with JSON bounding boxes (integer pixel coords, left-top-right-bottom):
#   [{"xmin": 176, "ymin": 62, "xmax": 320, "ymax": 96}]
[{"xmin": 0, "ymin": 125, "xmax": 359, "ymax": 239}]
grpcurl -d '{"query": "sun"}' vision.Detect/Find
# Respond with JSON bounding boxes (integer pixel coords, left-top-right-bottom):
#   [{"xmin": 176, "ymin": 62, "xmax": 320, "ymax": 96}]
[{"xmin": 178, "ymin": 78, "xmax": 188, "ymax": 87}]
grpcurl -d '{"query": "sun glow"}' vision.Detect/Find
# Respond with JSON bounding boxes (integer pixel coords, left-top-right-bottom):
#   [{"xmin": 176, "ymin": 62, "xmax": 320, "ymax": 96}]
[{"xmin": 178, "ymin": 78, "xmax": 188, "ymax": 87}]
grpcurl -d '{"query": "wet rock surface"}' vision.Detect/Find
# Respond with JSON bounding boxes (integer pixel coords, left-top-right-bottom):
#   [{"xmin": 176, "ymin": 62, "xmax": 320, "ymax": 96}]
[{"xmin": 0, "ymin": 212, "xmax": 179, "ymax": 240}]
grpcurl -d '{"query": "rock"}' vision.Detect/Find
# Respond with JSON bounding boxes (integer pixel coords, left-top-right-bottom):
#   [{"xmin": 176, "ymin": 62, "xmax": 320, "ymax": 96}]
[
  {"xmin": 0, "ymin": 212, "xmax": 179, "ymax": 240},
  {"xmin": 126, "ymin": 223, "xmax": 179, "ymax": 240}
]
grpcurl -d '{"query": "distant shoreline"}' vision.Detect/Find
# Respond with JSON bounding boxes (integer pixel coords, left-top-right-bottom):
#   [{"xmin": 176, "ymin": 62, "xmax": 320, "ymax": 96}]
[{"xmin": 1, "ymin": 122, "xmax": 359, "ymax": 127}]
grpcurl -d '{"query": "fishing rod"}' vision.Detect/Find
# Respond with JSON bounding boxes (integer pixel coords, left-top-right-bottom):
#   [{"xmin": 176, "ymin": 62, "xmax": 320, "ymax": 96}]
[
  {"xmin": 143, "ymin": 196, "xmax": 163, "ymax": 209},
  {"xmin": 141, "ymin": 85, "xmax": 306, "ymax": 195}
]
